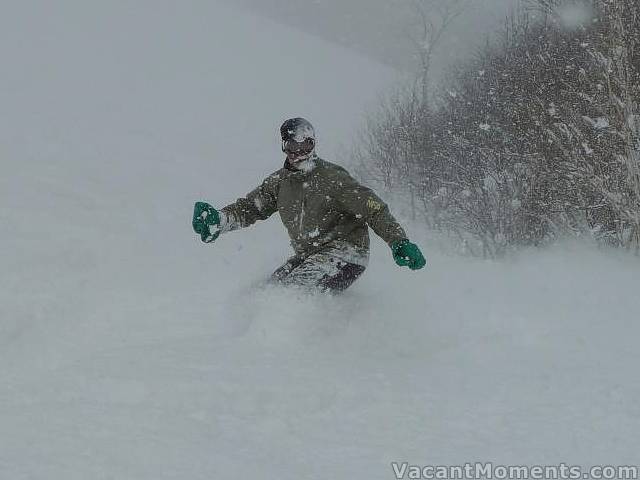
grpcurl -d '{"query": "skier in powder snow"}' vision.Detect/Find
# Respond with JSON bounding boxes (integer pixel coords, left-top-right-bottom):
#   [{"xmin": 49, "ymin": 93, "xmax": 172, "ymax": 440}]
[{"xmin": 192, "ymin": 117, "xmax": 426, "ymax": 293}]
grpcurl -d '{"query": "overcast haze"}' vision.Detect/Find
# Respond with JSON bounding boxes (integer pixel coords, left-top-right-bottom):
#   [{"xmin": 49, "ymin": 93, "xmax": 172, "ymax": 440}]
[{"xmin": 228, "ymin": 0, "xmax": 516, "ymax": 74}]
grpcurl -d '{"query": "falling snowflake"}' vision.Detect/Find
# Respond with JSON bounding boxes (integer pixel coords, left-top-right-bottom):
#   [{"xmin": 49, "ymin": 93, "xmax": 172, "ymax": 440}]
[
  {"xmin": 483, "ymin": 176, "xmax": 497, "ymax": 191},
  {"xmin": 594, "ymin": 117, "xmax": 609, "ymax": 129},
  {"xmin": 558, "ymin": 3, "xmax": 593, "ymax": 30}
]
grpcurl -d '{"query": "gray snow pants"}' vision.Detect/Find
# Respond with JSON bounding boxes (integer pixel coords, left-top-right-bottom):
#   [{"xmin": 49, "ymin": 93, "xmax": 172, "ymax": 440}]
[{"xmin": 269, "ymin": 249, "xmax": 366, "ymax": 293}]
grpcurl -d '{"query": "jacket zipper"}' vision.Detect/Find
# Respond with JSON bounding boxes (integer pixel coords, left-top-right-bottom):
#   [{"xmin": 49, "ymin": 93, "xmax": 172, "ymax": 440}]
[{"xmin": 299, "ymin": 183, "xmax": 305, "ymax": 235}]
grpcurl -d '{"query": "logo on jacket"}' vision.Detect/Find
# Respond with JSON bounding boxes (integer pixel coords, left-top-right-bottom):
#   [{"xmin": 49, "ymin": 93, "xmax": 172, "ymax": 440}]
[{"xmin": 367, "ymin": 199, "xmax": 383, "ymax": 211}]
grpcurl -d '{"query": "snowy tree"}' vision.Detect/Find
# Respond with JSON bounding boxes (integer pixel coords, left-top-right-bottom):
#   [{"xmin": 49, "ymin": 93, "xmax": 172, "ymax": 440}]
[{"xmin": 357, "ymin": 0, "xmax": 640, "ymax": 256}]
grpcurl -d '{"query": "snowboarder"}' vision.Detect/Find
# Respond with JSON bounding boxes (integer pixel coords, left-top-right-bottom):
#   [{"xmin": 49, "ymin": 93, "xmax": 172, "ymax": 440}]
[{"xmin": 192, "ymin": 117, "xmax": 426, "ymax": 293}]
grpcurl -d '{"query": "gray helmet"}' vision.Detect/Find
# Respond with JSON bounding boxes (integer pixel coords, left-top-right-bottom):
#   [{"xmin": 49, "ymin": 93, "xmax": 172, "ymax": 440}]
[{"xmin": 280, "ymin": 117, "xmax": 315, "ymax": 143}]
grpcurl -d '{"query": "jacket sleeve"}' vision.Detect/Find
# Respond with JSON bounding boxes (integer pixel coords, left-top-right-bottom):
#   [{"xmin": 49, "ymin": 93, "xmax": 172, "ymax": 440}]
[
  {"xmin": 219, "ymin": 171, "xmax": 281, "ymax": 232},
  {"xmin": 328, "ymin": 167, "xmax": 407, "ymax": 246}
]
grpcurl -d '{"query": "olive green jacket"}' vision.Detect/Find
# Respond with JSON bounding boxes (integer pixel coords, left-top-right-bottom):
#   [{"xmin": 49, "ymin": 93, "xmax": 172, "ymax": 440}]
[{"xmin": 220, "ymin": 157, "xmax": 407, "ymax": 263}]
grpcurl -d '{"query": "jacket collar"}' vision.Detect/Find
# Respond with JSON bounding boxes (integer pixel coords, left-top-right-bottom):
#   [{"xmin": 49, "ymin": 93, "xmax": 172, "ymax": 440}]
[{"xmin": 283, "ymin": 155, "xmax": 318, "ymax": 174}]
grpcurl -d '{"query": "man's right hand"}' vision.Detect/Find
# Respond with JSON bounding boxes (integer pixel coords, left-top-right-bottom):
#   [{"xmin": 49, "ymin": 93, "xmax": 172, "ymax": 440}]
[
  {"xmin": 192, "ymin": 201, "xmax": 221, "ymax": 243},
  {"xmin": 391, "ymin": 239, "xmax": 426, "ymax": 271}
]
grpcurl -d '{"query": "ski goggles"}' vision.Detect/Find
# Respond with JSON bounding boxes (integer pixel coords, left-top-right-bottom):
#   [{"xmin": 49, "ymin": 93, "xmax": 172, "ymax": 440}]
[{"xmin": 282, "ymin": 137, "xmax": 315, "ymax": 156}]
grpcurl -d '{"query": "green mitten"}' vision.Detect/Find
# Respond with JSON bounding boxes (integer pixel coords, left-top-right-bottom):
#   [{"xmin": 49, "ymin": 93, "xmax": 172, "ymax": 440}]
[
  {"xmin": 192, "ymin": 201, "xmax": 221, "ymax": 243},
  {"xmin": 391, "ymin": 239, "xmax": 426, "ymax": 270}
]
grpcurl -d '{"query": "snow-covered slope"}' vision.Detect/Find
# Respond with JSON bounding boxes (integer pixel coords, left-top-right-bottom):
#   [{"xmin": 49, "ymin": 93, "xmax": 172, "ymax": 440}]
[{"xmin": 1, "ymin": 1, "xmax": 638, "ymax": 479}]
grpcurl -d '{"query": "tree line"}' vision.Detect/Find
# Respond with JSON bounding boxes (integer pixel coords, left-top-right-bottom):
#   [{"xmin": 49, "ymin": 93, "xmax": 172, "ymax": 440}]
[{"xmin": 355, "ymin": 0, "xmax": 640, "ymax": 257}]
